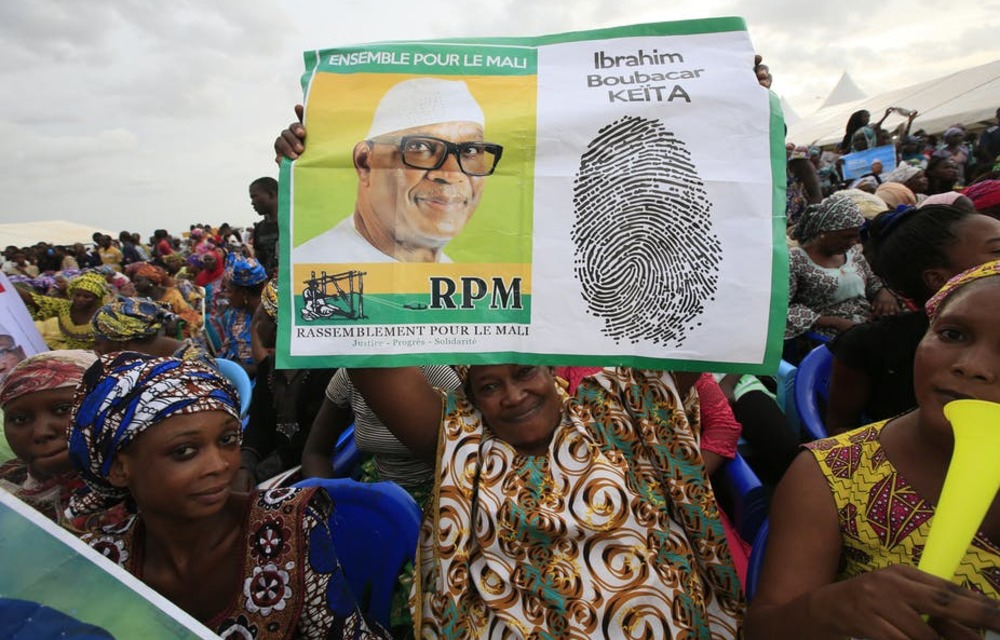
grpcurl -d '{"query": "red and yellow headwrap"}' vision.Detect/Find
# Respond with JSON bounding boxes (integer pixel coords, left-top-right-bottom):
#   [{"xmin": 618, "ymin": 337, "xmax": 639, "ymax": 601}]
[
  {"xmin": 0, "ymin": 350, "xmax": 98, "ymax": 408},
  {"xmin": 132, "ymin": 263, "xmax": 169, "ymax": 286},
  {"xmin": 925, "ymin": 259, "xmax": 1000, "ymax": 321}
]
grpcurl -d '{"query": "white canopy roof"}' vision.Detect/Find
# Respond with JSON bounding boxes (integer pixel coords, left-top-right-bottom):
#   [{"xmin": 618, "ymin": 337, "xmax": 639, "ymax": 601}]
[
  {"xmin": 787, "ymin": 59, "xmax": 1000, "ymax": 148},
  {"xmin": 0, "ymin": 220, "xmax": 116, "ymax": 247},
  {"xmin": 818, "ymin": 71, "xmax": 867, "ymax": 109}
]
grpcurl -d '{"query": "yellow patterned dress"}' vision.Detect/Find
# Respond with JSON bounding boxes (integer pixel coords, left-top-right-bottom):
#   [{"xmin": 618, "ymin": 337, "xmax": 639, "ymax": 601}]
[
  {"xmin": 414, "ymin": 368, "xmax": 744, "ymax": 640},
  {"xmin": 806, "ymin": 421, "xmax": 1000, "ymax": 597}
]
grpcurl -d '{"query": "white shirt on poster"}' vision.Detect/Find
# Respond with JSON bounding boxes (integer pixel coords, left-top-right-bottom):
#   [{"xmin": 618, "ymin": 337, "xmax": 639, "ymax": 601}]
[{"xmin": 292, "ymin": 216, "xmax": 452, "ymax": 264}]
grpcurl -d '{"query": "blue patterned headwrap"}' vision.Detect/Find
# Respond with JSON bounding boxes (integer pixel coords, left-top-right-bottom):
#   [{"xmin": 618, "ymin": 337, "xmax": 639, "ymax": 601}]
[
  {"xmin": 67, "ymin": 352, "xmax": 240, "ymax": 514},
  {"xmin": 225, "ymin": 253, "xmax": 267, "ymax": 288}
]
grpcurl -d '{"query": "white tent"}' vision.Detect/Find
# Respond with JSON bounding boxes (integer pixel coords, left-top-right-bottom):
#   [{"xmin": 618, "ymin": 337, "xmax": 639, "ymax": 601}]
[
  {"xmin": 787, "ymin": 59, "xmax": 1000, "ymax": 148},
  {"xmin": 818, "ymin": 71, "xmax": 868, "ymax": 109},
  {"xmin": 779, "ymin": 96, "xmax": 801, "ymax": 126},
  {"xmin": 0, "ymin": 220, "xmax": 116, "ymax": 247}
]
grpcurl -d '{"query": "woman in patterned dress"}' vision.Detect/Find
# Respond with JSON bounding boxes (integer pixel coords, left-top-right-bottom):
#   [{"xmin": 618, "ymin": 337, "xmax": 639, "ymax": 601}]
[
  {"xmin": 69, "ymin": 352, "xmax": 389, "ymax": 640},
  {"xmin": 785, "ymin": 192, "xmax": 900, "ymax": 342},
  {"xmin": 15, "ymin": 271, "xmax": 109, "ymax": 350},
  {"xmin": 745, "ymin": 261, "xmax": 1000, "ymax": 639},
  {"xmin": 348, "ymin": 365, "xmax": 744, "ymax": 639}
]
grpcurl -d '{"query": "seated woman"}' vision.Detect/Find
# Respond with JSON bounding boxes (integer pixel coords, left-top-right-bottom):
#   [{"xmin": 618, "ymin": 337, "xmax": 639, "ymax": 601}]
[
  {"xmin": 235, "ymin": 282, "xmax": 336, "ymax": 488},
  {"xmin": 827, "ymin": 205, "xmax": 1000, "ymax": 433},
  {"xmin": 130, "ymin": 263, "xmax": 203, "ymax": 339},
  {"xmin": 91, "ymin": 298, "xmax": 213, "ymax": 368},
  {"xmin": 348, "ymin": 365, "xmax": 743, "ymax": 638},
  {"xmin": 69, "ymin": 352, "xmax": 390, "ymax": 639},
  {"xmin": 745, "ymin": 261, "xmax": 1000, "ymax": 639},
  {"xmin": 16, "ymin": 272, "xmax": 109, "ymax": 350},
  {"xmin": 0, "ymin": 350, "xmax": 124, "ymax": 531},
  {"xmin": 218, "ymin": 254, "xmax": 266, "ymax": 376},
  {"xmin": 786, "ymin": 193, "xmax": 899, "ymax": 345}
]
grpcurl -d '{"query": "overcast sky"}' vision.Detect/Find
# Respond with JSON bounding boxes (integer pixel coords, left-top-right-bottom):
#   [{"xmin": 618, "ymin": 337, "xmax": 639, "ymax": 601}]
[{"xmin": 0, "ymin": 0, "xmax": 992, "ymax": 238}]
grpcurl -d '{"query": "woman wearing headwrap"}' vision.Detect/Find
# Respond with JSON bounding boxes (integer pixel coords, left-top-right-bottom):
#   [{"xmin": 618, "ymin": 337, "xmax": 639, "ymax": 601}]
[
  {"xmin": 194, "ymin": 248, "xmax": 225, "ymax": 288},
  {"xmin": 883, "ymin": 163, "xmax": 929, "ymax": 199},
  {"xmin": 97, "ymin": 264, "xmax": 137, "ymax": 297},
  {"xmin": 874, "ymin": 181, "xmax": 917, "ymax": 210},
  {"xmin": 918, "ymin": 190, "xmax": 976, "ymax": 211},
  {"xmin": 235, "ymin": 279, "xmax": 336, "ymax": 490},
  {"xmin": 962, "ymin": 179, "xmax": 1000, "ymax": 218},
  {"xmin": 347, "ymin": 364, "xmax": 744, "ymax": 639},
  {"xmin": 196, "ymin": 250, "xmax": 229, "ymax": 353},
  {"xmin": 92, "ymin": 298, "xmax": 213, "ymax": 368},
  {"xmin": 746, "ymin": 261, "xmax": 1000, "ymax": 639},
  {"xmin": 0, "ymin": 350, "xmax": 124, "ymax": 531},
  {"xmin": 827, "ymin": 204, "xmax": 1000, "ymax": 433},
  {"xmin": 218, "ymin": 254, "xmax": 267, "ymax": 375},
  {"xmin": 70, "ymin": 353, "xmax": 390, "ymax": 639},
  {"xmin": 933, "ymin": 126, "xmax": 973, "ymax": 186},
  {"xmin": 836, "ymin": 188, "xmax": 889, "ymax": 221},
  {"xmin": 786, "ymin": 193, "xmax": 899, "ymax": 341},
  {"xmin": 15, "ymin": 271, "xmax": 109, "ymax": 350},
  {"xmin": 131, "ymin": 263, "xmax": 202, "ymax": 338}
]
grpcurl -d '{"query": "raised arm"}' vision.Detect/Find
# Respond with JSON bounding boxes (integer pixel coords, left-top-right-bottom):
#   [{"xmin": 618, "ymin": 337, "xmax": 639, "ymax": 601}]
[
  {"xmin": 301, "ymin": 396, "xmax": 354, "ymax": 479},
  {"xmin": 346, "ymin": 367, "xmax": 444, "ymax": 463},
  {"xmin": 274, "ymin": 104, "xmax": 306, "ymax": 164}
]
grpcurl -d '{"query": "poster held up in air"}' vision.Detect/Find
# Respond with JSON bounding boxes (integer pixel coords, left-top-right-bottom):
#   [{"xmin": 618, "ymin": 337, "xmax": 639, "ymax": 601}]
[{"xmin": 279, "ymin": 17, "xmax": 787, "ymax": 373}]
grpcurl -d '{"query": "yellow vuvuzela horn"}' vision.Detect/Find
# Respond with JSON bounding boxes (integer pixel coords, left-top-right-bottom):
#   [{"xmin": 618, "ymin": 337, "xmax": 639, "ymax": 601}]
[{"xmin": 917, "ymin": 399, "xmax": 1000, "ymax": 581}]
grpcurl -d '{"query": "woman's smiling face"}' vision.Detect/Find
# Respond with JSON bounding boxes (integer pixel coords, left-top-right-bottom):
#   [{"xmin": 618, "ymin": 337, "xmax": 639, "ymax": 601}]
[{"xmin": 467, "ymin": 365, "xmax": 563, "ymax": 456}]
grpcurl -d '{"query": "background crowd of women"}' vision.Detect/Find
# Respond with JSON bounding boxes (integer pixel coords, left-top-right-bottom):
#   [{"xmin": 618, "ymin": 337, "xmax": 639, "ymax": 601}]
[{"xmin": 0, "ymin": 84, "xmax": 998, "ymax": 640}]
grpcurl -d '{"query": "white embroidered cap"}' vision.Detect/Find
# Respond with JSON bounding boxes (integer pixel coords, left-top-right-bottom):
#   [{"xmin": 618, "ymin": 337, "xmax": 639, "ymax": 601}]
[{"xmin": 366, "ymin": 78, "xmax": 485, "ymax": 138}]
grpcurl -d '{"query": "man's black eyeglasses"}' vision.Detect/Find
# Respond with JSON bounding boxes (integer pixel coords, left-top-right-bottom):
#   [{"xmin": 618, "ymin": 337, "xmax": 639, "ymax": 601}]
[{"xmin": 369, "ymin": 135, "xmax": 503, "ymax": 176}]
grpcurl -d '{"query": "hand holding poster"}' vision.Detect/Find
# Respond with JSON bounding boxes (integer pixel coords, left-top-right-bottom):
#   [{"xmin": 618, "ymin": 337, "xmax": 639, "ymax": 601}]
[{"xmin": 280, "ymin": 17, "xmax": 786, "ymax": 372}]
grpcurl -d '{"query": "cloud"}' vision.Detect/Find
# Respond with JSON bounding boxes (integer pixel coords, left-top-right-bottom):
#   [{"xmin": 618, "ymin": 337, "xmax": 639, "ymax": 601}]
[{"xmin": 0, "ymin": 0, "xmax": 995, "ymax": 237}]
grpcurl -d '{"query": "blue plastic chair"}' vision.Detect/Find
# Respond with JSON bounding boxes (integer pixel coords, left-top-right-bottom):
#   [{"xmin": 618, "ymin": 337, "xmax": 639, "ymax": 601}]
[
  {"xmin": 293, "ymin": 478, "xmax": 422, "ymax": 628},
  {"xmin": 714, "ymin": 453, "xmax": 769, "ymax": 543},
  {"xmin": 745, "ymin": 518, "xmax": 769, "ymax": 601},
  {"xmin": 214, "ymin": 358, "xmax": 252, "ymax": 419},
  {"xmin": 775, "ymin": 360, "xmax": 798, "ymax": 420},
  {"xmin": 793, "ymin": 344, "xmax": 833, "ymax": 441},
  {"xmin": 330, "ymin": 424, "xmax": 363, "ymax": 478}
]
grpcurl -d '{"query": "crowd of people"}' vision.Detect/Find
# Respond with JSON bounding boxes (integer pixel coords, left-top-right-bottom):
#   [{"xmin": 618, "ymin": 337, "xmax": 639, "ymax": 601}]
[{"xmin": 0, "ymin": 57, "xmax": 998, "ymax": 640}]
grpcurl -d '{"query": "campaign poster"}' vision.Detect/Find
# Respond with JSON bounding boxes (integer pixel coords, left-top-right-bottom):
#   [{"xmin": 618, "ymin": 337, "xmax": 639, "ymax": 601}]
[
  {"xmin": 0, "ymin": 272, "xmax": 47, "ymax": 381},
  {"xmin": 279, "ymin": 18, "xmax": 787, "ymax": 373},
  {"xmin": 840, "ymin": 144, "xmax": 897, "ymax": 180},
  {"xmin": 0, "ymin": 491, "xmax": 215, "ymax": 639}
]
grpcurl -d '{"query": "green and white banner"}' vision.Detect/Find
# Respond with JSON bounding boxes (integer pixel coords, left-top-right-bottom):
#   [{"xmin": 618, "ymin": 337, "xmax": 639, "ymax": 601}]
[{"xmin": 279, "ymin": 18, "xmax": 787, "ymax": 373}]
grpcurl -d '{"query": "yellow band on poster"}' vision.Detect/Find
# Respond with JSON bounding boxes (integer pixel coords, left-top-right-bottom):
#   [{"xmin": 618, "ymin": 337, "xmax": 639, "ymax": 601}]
[{"xmin": 291, "ymin": 263, "xmax": 532, "ymax": 295}]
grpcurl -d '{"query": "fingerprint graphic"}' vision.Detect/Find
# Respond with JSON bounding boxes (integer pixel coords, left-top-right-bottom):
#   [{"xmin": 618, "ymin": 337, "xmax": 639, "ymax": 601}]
[{"xmin": 572, "ymin": 115, "xmax": 721, "ymax": 345}]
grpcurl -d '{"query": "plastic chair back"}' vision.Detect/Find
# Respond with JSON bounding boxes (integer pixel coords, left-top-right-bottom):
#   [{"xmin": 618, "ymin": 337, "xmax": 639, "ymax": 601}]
[
  {"xmin": 793, "ymin": 344, "xmax": 832, "ymax": 441},
  {"xmin": 294, "ymin": 478, "xmax": 422, "ymax": 628},
  {"xmin": 745, "ymin": 519, "xmax": 769, "ymax": 601},
  {"xmin": 714, "ymin": 453, "xmax": 769, "ymax": 543},
  {"xmin": 214, "ymin": 357, "xmax": 252, "ymax": 418},
  {"xmin": 331, "ymin": 424, "xmax": 363, "ymax": 478}
]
